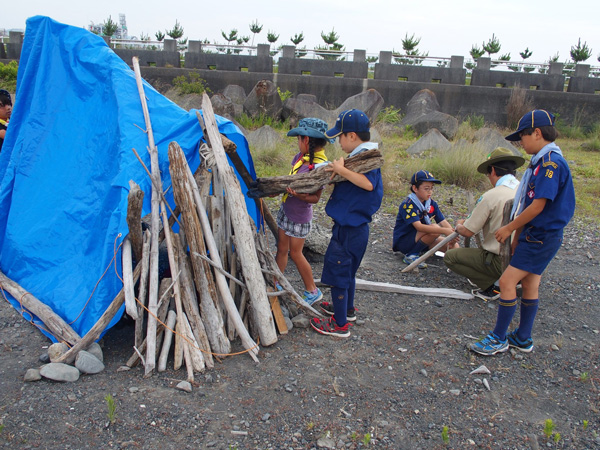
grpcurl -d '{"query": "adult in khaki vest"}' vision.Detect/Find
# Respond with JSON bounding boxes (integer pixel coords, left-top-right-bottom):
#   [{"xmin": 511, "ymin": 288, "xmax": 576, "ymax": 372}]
[{"xmin": 444, "ymin": 147, "xmax": 525, "ymax": 300}]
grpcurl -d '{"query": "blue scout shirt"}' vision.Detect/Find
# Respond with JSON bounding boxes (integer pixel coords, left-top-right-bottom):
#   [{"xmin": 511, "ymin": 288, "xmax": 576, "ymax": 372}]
[
  {"xmin": 522, "ymin": 150, "xmax": 575, "ymax": 235},
  {"xmin": 392, "ymin": 197, "xmax": 445, "ymax": 252},
  {"xmin": 324, "ymin": 143, "xmax": 383, "ymax": 227}
]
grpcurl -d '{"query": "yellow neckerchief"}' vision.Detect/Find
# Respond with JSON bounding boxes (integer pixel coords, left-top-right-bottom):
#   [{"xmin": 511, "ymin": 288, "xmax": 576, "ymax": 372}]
[
  {"xmin": 282, "ymin": 149, "xmax": 328, "ymax": 202},
  {"xmin": 0, "ymin": 118, "xmax": 8, "ymax": 126}
]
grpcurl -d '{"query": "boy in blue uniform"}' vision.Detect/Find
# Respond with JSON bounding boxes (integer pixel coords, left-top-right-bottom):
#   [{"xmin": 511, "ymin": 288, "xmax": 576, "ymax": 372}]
[
  {"xmin": 470, "ymin": 110, "xmax": 576, "ymax": 355},
  {"xmin": 310, "ymin": 109, "xmax": 384, "ymax": 338},
  {"xmin": 392, "ymin": 170, "xmax": 457, "ymax": 269}
]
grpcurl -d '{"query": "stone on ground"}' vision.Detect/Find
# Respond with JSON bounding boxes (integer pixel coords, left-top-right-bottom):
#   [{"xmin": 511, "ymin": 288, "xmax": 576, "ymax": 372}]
[
  {"xmin": 40, "ymin": 363, "xmax": 80, "ymax": 382},
  {"xmin": 406, "ymin": 129, "xmax": 451, "ymax": 155}
]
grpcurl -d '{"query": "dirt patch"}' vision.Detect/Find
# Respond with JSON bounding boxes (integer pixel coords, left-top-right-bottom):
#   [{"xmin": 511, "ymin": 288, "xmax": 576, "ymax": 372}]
[{"xmin": 1, "ymin": 206, "xmax": 599, "ymax": 449}]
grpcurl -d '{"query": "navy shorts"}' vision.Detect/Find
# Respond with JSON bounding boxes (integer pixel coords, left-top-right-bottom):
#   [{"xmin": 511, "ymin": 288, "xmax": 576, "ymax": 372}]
[{"xmin": 510, "ymin": 227, "xmax": 562, "ymax": 275}]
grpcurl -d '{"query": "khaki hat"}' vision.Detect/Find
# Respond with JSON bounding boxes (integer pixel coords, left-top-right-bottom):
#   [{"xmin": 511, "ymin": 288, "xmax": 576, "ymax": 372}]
[{"xmin": 477, "ymin": 147, "xmax": 526, "ymax": 174}]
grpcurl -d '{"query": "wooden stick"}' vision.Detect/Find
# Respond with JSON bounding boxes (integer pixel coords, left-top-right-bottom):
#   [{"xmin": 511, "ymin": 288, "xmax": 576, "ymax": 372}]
[
  {"xmin": 218, "ymin": 133, "xmax": 279, "ymax": 238},
  {"xmin": 500, "ymin": 199, "xmax": 514, "ymax": 271},
  {"xmin": 157, "ymin": 309, "xmax": 177, "ymax": 372},
  {"xmin": 56, "ymin": 263, "xmax": 142, "ymax": 364},
  {"xmin": 126, "ymin": 180, "xmax": 145, "ymax": 262},
  {"xmin": 135, "ymin": 230, "xmax": 151, "ymax": 348},
  {"xmin": 122, "ymin": 237, "xmax": 138, "ymax": 320},
  {"xmin": 200, "ymin": 94, "xmax": 278, "ymax": 347},
  {"xmin": 132, "ymin": 56, "xmax": 162, "ymax": 376},
  {"xmin": 401, "ymin": 231, "xmax": 459, "ymax": 273},
  {"xmin": 0, "ymin": 271, "xmax": 82, "ymax": 346},
  {"xmin": 315, "ymin": 277, "xmax": 473, "ymax": 300}
]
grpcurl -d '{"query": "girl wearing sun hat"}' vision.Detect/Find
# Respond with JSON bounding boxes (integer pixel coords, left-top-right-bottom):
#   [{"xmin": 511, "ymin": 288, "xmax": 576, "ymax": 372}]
[{"xmin": 274, "ymin": 118, "xmax": 332, "ymax": 305}]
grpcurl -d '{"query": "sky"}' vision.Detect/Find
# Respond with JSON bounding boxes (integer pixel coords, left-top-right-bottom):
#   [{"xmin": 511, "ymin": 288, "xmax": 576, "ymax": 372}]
[{"xmin": 4, "ymin": 0, "xmax": 600, "ymax": 66}]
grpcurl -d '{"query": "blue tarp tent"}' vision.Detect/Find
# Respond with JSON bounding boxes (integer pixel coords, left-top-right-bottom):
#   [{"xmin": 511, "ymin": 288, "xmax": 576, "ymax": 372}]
[{"xmin": 0, "ymin": 16, "xmax": 259, "ymax": 341}]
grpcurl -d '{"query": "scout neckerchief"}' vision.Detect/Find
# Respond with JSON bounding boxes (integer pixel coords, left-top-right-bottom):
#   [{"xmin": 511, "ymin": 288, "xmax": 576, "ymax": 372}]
[
  {"xmin": 0, "ymin": 118, "xmax": 7, "ymax": 127},
  {"xmin": 282, "ymin": 149, "xmax": 328, "ymax": 202},
  {"xmin": 510, "ymin": 142, "xmax": 562, "ymax": 218},
  {"xmin": 407, "ymin": 193, "xmax": 433, "ymax": 224},
  {"xmin": 495, "ymin": 174, "xmax": 519, "ymax": 190}
]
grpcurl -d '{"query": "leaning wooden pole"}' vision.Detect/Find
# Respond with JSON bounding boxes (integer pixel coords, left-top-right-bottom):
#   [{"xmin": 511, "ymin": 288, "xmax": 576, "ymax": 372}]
[
  {"xmin": 401, "ymin": 231, "xmax": 459, "ymax": 273},
  {"xmin": 0, "ymin": 271, "xmax": 82, "ymax": 346},
  {"xmin": 199, "ymin": 93, "xmax": 278, "ymax": 347},
  {"xmin": 132, "ymin": 56, "xmax": 161, "ymax": 375}
]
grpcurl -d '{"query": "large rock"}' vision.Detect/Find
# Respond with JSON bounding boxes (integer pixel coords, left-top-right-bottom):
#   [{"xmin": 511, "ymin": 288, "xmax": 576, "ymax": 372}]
[
  {"xmin": 210, "ymin": 93, "xmax": 235, "ymax": 118},
  {"xmin": 40, "ymin": 363, "xmax": 80, "ymax": 382},
  {"xmin": 246, "ymin": 125, "xmax": 284, "ymax": 150},
  {"xmin": 282, "ymin": 97, "xmax": 334, "ymax": 125},
  {"xmin": 85, "ymin": 342, "xmax": 104, "ymax": 363},
  {"xmin": 411, "ymin": 111, "xmax": 459, "ymax": 139},
  {"xmin": 48, "ymin": 342, "xmax": 69, "ymax": 362},
  {"xmin": 304, "ymin": 222, "xmax": 331, "ymax": 256},
  {"xmin": 75, "ymin": 350, "xmax": 105, "ymax": 374},
  {"xmin": 336, "ymin": 89, "xmax": 385, "ymax": 123},
  {"xmin": 473, "ymin": 127, "xmax": 521, "ymax": 155},
  {"xmin": 406, "ymin": 129, "xmax": 451, "ymax": 155},
  {"xmin": 163, "ymin": 89, "xmax": 203, "ymax": 111},
  {"xmin": 222, "ymin": 85, "xmax": 246, "ymax": 117},
  {"xmin": 243, "ymin": 80, "xmax": 283, "ymax": 120},
  {"xmin": 402, "ymin": 89, "xmax": 440, "ymax": 125}
]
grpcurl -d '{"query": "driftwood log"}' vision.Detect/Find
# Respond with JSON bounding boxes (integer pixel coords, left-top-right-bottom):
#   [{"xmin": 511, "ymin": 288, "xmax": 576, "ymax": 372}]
[
  {"xmin": 0, "ymin": 271, "xmax": 82, "ymax": 346},
  {"xmin": 200, "ymin": 93, "xmax": 278, "ymax": 347},
  {"xmin": 126, "ymin": 180, "xmax": 145, "ymax": 262},
  {"xmin": 315, "ymin": 277, "xmax": 474, "ymax": 300},
  {"xmin": 500, "ymin": 199, "xmax": 514, "ymax": 271},
  {"xmin": 247, "ymin": 149, "xmax": 383, "ymax": 198}
]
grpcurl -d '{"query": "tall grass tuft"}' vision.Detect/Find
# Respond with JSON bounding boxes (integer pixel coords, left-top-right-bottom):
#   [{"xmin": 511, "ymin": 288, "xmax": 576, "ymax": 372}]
[{"xmin": 506, "ymin": 86, "xmax": 534, "ymax": 129}]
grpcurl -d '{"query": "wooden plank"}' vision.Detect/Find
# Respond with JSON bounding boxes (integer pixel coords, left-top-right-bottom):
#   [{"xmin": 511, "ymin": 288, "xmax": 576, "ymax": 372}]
[
  {"xmin": 267, "ymin": 289, "xmax": 288, "ymax": 335},
  {"xmin": 316, "ymin": 277, "xmax": 474, "ymax": 300}
]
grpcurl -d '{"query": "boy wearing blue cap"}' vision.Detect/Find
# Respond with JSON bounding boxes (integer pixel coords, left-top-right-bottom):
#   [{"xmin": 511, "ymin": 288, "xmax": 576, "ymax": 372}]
[
  {"xmin": 310, "ymin": 109, "xmax": 383, "ymax": 338},
  {"xmin": 470, "ymin": 110, "xmax": 575, "ymax": 356},
  {"xmin": 392, "ymin": 170, "xmax": 457, "ymax": 269}
]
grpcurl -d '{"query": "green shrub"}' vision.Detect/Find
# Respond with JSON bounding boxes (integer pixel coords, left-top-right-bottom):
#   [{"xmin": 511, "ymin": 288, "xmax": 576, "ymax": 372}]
[
  {"xmin": 277, "ymin": 87, "xmax": 293, "ymax": 102},
  {"xmin": 0, "ymin": 61, "xmax": 18, "ymax": 92},
  {"xmin": 173, "ymin": 72, "xmax": 211, "ymax": 95},
  {"xmin": 376, "ymin": 106, "xmax": 402, "ymax": 124},
  {"xmin": 466, "ymin": 114, "xmax": 485, "ymax": 130}
]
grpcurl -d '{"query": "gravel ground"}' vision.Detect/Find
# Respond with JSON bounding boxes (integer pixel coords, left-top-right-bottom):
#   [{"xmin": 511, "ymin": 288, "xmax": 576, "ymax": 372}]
[{"xmin": 1, "ymin": 194, "xmax": 599, "ymax": 450}]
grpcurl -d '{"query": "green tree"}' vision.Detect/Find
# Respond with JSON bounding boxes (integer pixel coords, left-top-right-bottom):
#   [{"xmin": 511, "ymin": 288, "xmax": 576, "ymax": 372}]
[
  {"xmin": 483, "ymin": 33, "xmax": 501, "ymax": 57},
  {"xmin": 249, "ymin": 19, "xmax": 263, "ymax": 47},
  {"xmin": 470, "ymin": 44, "xmax": 485, "ymax": 59},
  {"xmin": 520, "ymin": 47, "xmax": 532, "ymax": 60},
  {"xmin": 290, "ymin": 33, "xmax": 304, "ymax": 46},
  {"xmin": 267, "ymin": 31, "xmax": 279, "ymax": 45},
  {"xmin": 570, "ymin": 38, "xmax": 592, "ymax": 63},
  {"xmin": 316, "ymin": 28, "xmax": 345, "ymax": 61},
  {"xmin": 395, "ymin": 33, "xmax": 428, "ymax": 65},
  {"xmin": 166, "ymin": 20, "xmax": 184, "ymax": 40},
  {"xmin": 102, "ymin": 15, "xmax": 118, "ymax": 37},
  {"xmin": 221, "ymin": 29, "xmax": 238, "ymax": 44},
  {"xmin": 155, "ymin": 30, "xmax": 165, "ymax": 42}
]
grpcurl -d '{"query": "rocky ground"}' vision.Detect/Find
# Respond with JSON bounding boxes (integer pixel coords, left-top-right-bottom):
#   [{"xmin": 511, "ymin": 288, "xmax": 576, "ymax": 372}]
[{"xmin": 1, "ymin": 196, "xmax": 599, "ymax": 450}]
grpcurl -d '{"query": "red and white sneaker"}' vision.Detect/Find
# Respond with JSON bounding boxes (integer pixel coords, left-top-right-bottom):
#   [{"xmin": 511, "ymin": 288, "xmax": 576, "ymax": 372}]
[
  {"xmin": 310, "ymin": 316, "xmax": 350, "ymax": 338},
  {"xmin": 319, "ymin": 302, "xmax": 356, "ymax": 322}
]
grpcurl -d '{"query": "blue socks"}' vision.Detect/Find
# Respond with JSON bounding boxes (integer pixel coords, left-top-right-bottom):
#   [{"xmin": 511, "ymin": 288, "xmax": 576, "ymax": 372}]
[
  {"xmin": 517, "ymin": 298, "xmax": 539, "ymax": 340},
  {"xmin": 493, "ymin": 297, "xmax": 518, "ymax": 341}
]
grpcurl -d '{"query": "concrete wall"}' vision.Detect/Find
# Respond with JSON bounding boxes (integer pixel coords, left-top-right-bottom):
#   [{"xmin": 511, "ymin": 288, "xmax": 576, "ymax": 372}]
[
  {"xmin": 471, "ymin": 58, "xmax": 565, "ymax": 91},
  {"xmin": 374, "ymin": 53, "xmax": 466, "ymax": 85},
  {"xmin": 278, "ymin": 46, "xmax": 368, "ymax": 79},
  {"xmin": 185, "ymin": 43, "xmax": 273, "ymax": 72},
  {"xmin": 140, "ymin": 66, "xmax": 600, "ymax": 127}
]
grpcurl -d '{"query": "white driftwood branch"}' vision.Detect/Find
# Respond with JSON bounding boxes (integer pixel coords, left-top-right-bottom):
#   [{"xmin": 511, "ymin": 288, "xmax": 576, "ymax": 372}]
[
  {"xmin": 401, "ymin": 231, "xmax": 459, "ymax": 273},
  {"xmin": 315, "ymin": 277, "xmax": 473, "ymax": 300},
  {"xmin": 122, "ymin": 237, "xmax": 138, "ymax": 320}
]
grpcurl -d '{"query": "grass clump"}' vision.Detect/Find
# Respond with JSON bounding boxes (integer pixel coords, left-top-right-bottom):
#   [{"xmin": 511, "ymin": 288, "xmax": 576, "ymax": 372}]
[
  {"xmin": 376, "ymin": 106, "xmax": 402, "ymax": 124},
  {"xmin": 173, "ymin": 72, "xmax": 211, "ymax": 95}
]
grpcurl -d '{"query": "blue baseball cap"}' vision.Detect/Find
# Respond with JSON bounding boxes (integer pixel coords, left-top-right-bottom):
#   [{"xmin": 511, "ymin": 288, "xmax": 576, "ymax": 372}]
[
  {"xmin": 287, "ymin": 118, "xmax": 335, "ymax": 143},
  {"xmin": 325, "ymin": 109, "xmax": 370, "ymax": 138},
  {"xmin": 410, "ymin": 170, "xmax": 442, "ymax": 185},
  {"xmin": 505, "ymin": 109, "xmax": 555, "ymax": 141}
]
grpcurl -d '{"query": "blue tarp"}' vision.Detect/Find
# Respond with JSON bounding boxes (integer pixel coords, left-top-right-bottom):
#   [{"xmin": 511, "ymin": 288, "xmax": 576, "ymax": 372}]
[{"xmin": 0, "ymin": 16, "xmax": 259, "ymax": 341}]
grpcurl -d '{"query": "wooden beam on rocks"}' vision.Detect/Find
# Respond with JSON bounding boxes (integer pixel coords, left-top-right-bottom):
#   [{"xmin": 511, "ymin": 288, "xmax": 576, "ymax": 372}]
[
  {"xmin": 0, "ymin": 271, "xmax": 82, "ymax": 346},
  {"xmin": 200, "ymin": 93, "xmax": 278, "ymax": 347},
  {"xmin": 315, "ymin": 277, "xmax": 474, "ymax": 300},
  {"xmin": 247, "ymin": 149, "xmax": 383, "ymax": 198},
  {"xmin": 401, "ymin": 232, "xmax": 459, "ymax": 273}
]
